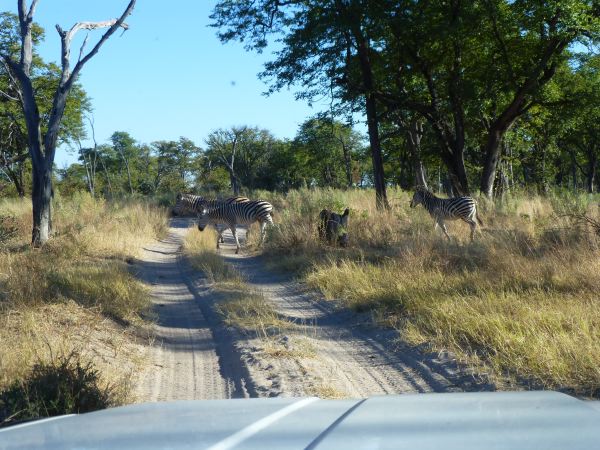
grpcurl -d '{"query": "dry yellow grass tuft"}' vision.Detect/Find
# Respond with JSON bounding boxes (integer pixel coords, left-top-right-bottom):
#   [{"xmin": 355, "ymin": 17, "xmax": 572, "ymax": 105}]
[{"xmin": 184, "ymin": 225, "xmax": 294, "ymax": 336}]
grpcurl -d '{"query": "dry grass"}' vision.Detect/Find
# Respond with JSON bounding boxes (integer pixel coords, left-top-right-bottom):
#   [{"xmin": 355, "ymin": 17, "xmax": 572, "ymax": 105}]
[
  {"xmin": 214, "ymin": 280, "xmax": 293, "ymax": 335},
  {"xmin": 184, "ymin": 227, "xmax": 242, "ymax": 283},
  {"xmin": 260, "ymin": 187, "xmax": 600, "ymax": 396},
  {"xmin": 0, "ymin": 193, "xmax": 167, "ymax": 400},
  {"xmin": 308, "ymin": 383, "xmax": 347, "ymax": 399},
  {"xmin": 184, "ymin": 225, "xmax": 294, "ymax": 336}
]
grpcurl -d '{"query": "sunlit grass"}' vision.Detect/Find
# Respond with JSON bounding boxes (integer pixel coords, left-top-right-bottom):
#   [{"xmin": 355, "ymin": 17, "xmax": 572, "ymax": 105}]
[
  {"xmin": 0, "ymin": 193, "xmax": 166, "ymax": 401},
  {"xmin": 258, "ymin": 187, "xmax": 600, "ymax": 395}
]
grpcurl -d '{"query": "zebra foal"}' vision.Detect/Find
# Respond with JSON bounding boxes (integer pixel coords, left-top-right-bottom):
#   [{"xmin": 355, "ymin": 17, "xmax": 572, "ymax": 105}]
[
  {"xmin": 197, "ymin": 200, "xmax": 274, "ymax": 254},
  {"xmin": 410, "ymin": 187, "xmax": 483, "ymax": 241}
]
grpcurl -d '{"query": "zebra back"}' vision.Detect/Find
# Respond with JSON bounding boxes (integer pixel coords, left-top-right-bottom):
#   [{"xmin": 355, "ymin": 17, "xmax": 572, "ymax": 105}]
[
  {"xmin": 412, "ymin": 188, "xmax": 477, "ymax": 221},
  {"xmin": 173, "ymin": 193, "xmax": 250, "ymax": 216},
  {"xmin": 199, "ymin": 200, "xmax": 274, "ymax": 228}
]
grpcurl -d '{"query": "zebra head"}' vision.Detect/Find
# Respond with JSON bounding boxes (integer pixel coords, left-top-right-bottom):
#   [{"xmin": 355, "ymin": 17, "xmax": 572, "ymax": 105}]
[
  {"xmin": 410, "ymin": 187, "xmax": 428, "ymax": 208},
  {"xmin": 197, "ymin": 208, "xmax": 209, "ymax": 231}
]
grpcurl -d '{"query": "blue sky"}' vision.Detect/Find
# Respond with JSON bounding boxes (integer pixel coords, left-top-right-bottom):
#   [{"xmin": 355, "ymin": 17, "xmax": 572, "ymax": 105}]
[{"xmin": 21, "ymin": 0, "xmax": 329, "ymax": 167}]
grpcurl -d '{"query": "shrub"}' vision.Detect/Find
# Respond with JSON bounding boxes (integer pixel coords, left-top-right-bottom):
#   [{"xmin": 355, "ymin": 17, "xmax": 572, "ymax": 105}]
[{"xmin": 0, "ymin": 352, "xmax": 112, "ymax": 427}]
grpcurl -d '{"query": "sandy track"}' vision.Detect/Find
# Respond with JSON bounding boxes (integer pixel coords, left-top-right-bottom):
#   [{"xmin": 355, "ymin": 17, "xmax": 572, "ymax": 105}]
[
  {"xmin": 135, "ymin": 219, "xmax": 492, "ymax": 402},
  {"xmin": 134, "ymin": 218, "xmax": 254, "ymax": 402},
  {"xmin": 222, "ymin": 230, "xmax": 495, "ymax": 399}
]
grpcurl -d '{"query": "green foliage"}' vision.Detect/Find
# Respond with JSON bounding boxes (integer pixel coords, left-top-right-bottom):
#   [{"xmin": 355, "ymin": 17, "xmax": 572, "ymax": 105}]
[
  {"xmin": 0, "ymin": 13, "xmax": 90, "ymax": 198},
  {"xmin": 0, "ymin": 352, "xmax": 112, "ymax": 426},
  {"xmin": 210, "ymin": 0, "xmax": 600, "ymax": 196}
]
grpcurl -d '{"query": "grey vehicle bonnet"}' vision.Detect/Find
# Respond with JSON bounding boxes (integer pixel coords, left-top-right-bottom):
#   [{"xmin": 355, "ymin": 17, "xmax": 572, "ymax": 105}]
[{"xmin": 1, "ymin": 391, "xmax": 599, "ymax": 450}]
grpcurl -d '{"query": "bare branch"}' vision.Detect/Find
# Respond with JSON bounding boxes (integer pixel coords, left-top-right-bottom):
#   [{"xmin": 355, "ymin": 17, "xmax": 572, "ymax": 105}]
[
  {"xmin": 69, "ymin": 0, "xmax": 136, "ymax": 81},
  {"xmin": 56, "ymin": 12, "xmax": 132, "ymax": 81},
  {"xmin": 0, "ymin": 89, "xmax": 19, "ymax": 102},
  {"xmin": 78, "ymin": 32, "xmax": 90, "ymax": 63}
]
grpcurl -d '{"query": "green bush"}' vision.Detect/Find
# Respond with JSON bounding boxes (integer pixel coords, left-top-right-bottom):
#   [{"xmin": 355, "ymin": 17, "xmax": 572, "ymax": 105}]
[{"xmin": 0, "ymin": 352, "xmax": 112, "ymax": 427}]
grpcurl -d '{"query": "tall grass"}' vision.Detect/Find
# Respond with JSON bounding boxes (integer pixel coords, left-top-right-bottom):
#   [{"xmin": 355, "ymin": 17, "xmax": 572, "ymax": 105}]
[
  {"xmin": 258, "ymin": 187, "xmax": 600, "ymax": 396},
  {"xmin": 0, "ymin": 192, "xmax": 168, "ymax": 402}
]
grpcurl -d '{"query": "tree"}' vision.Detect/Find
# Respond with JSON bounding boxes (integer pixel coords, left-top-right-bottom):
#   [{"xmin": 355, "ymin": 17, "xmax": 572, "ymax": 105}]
[
  {"xmin": 0, "ymin": 12, "xmax": 90, "ymax": 199},
  {"xmin": 292, "ymin": 117, "xmax": 363, "ymax": 188},
  {"xmin": 210, "ymin": 0, "xmax": 390, "ymax": 208},
  {"xmin": 205, "ymin": 126, "xmax": 276, "ymax": 194},
  {"xmin": 110, "ymin": 131, "xmax": 136, "ymax": 195},
  {"xmin": 558, "ymin": 55, "xmax": 600, "ymax": 193},
  {"xmin": 0, "ymin": 0, "xmax": 136, "ymax": 246},
  {"xmin": 205, "ymin": 127, "xmax": 246, "ymax": 195},
  {"xmin": 152, "ymin": 137, "xmax": 202, "ymax": 194},
  {"xmin": 477, "ymin": 0, "xmax": 600, "ymax": 197}
]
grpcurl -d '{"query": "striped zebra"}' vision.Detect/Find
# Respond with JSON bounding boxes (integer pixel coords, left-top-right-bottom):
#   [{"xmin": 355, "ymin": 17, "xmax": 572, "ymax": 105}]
[
  {"xmin": 173, "ymin": 193, "xmax": 250, "ymax": 243},
  {"xmin": 172, "ymin": 193, "xmax": 249, "ymax": 216},
  {"xmin": 197, "ymin": 200, "xmax": 274, "ymax": 254},
  {"xmin": 410, "ymin": 187, "xmax": 483, "ymax": 241}
]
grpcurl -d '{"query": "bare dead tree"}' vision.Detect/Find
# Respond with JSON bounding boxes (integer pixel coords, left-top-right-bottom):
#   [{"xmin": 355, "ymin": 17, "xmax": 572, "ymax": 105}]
[
  {"xmin": 0, "ymin": 0, "xmax": 136, "ymax": 246},
  {"xmin": 77, "ymin": 115, "xmax": 100, "ymax": 197}
]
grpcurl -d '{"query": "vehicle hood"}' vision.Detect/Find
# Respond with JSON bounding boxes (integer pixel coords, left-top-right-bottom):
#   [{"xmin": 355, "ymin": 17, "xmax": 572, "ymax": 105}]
[{"xmin": 1, "ymin": 391, "xmax": 599, "ymax": 450}]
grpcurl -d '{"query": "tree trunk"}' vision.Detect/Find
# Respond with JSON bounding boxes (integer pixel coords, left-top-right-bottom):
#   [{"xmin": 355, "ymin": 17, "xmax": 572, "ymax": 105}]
[
  {"xmin": 352, "ymin": 26, "xmax": 388, "ymax": 209},
  {"xmin": 480, "ymin": 128, "xmax": 504, "ymax": 198},
  {"xmin": 406, "ymin": 120, "xmax": 427, "ymax": 188},
  {"xmin": 341, "ymin": 142, "xmax": 353, "ymax": 188},
  {"xmin": 587, "ymin": 154, "xmax": 597, "ymax": 193},
  {"xmin": 365, "ymin": 94, "xmax": 388, "ymax": 209},
  {"xmin": 440, "ymin": 144, "xmax": 469, "ymax": 196},
  {"xmin": 31, "ymin": 159, "xmax": 52, "ymax": 246},
  {"xmin": 228, "ymin": 168, "xmax": 240, "ymax": 195},
  {"xmin": 5, "ymin": 165, "xmax": 26, "ymax": 198}
]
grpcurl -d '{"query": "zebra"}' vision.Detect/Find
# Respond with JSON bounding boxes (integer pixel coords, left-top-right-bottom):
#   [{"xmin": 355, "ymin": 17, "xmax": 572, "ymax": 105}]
[
  {"xmin": 410, "ymin": 186, "xmax": 483, "ymax": 241},
  {"xmin": 318, "ymin": 208, "xmax": 349, "ymax": 247},
  {"xmin": 197, "ymin": 200, "xmax": 274, "ymax": 254},
  {"xmin": 172, "ymin": 193, "xmax": 249, "ymax": 216},
  {"xmin": 173, "ymin": 193, "xmax": 250, "ymax": 242}
]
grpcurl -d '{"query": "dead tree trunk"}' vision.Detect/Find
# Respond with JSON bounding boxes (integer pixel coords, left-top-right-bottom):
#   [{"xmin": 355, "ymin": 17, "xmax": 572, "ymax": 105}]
[{"xmin": 0, "ymin": 0, "xmax": 136, "ymax": 246}]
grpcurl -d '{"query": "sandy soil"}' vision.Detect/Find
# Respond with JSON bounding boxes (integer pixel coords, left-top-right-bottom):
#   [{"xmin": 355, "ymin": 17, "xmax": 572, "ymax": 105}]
[
  {"xmin": 135, "ymin": 218, "xmax": 494, "ymax": 402},
  {"xmin": 134, "ymin": 218, "xmax": 254, "ymax": 402}
]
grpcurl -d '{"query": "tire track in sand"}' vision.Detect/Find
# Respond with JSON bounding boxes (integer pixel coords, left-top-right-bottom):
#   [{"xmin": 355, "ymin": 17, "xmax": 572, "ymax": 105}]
[
  {"xmin": 134, "ymin": 218, "xmax": 255, "ymax": 402},
  {"xmin": 220, "ymin": 228, "xmax": 495, "ymax": 398}
]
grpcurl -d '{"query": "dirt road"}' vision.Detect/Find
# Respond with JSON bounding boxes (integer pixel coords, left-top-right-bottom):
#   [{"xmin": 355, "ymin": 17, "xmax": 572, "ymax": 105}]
[
  {"xmin": 134, "ymin": 218, "xmax": 254, "ymax": 402},
  {"xmin": 135, "ymin": 219, "xmax": 493, "ymax": 402}
]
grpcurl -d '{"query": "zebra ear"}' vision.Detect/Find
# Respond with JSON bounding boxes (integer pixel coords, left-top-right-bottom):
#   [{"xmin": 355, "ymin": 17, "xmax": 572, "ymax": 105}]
[{"xmin": 343, "ymin": 208, "xmax": 349, "ymax": 216}]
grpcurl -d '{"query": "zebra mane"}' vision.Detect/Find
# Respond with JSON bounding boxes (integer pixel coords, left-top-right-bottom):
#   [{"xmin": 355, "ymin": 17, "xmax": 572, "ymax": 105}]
[{"xmin": 415, "ymin": 186, "xmax": 434, "ymax": 196}]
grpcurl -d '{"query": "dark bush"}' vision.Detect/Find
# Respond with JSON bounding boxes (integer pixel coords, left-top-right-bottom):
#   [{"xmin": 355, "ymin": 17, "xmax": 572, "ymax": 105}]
[{"xmin": 0, "ymin": 352, "xmax": 112, "ymax": 427}]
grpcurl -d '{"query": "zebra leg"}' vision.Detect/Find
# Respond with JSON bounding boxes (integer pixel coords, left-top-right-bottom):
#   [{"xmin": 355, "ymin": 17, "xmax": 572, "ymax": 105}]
[
  {"xmin": 439, "ymin": 220, "xmax": 451, "ymax": 241},
  {"xmin": 231, "ymin": 225, "xmax": 241, "ymax": 254},
  {"xmin": 466, "ymin": 219, "xmax": 477, "ymax": 242},
  {"xmin": 259, "ymin": 221, "xmax": 267, "ymax": 246}
]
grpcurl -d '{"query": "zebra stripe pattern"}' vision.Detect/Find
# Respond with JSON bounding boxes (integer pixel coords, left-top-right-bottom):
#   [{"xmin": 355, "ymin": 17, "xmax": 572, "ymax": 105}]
[
  {"xmin": 172, "ymin": 193, "xmax": 249, "ymax": 216},
  {"xmin": 197, "ymin": 200, "xmax": 274, "ymax": 254},
  {"xmin": 410, "ymin": 187, "xmax": 483, "ymax": 241}
]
